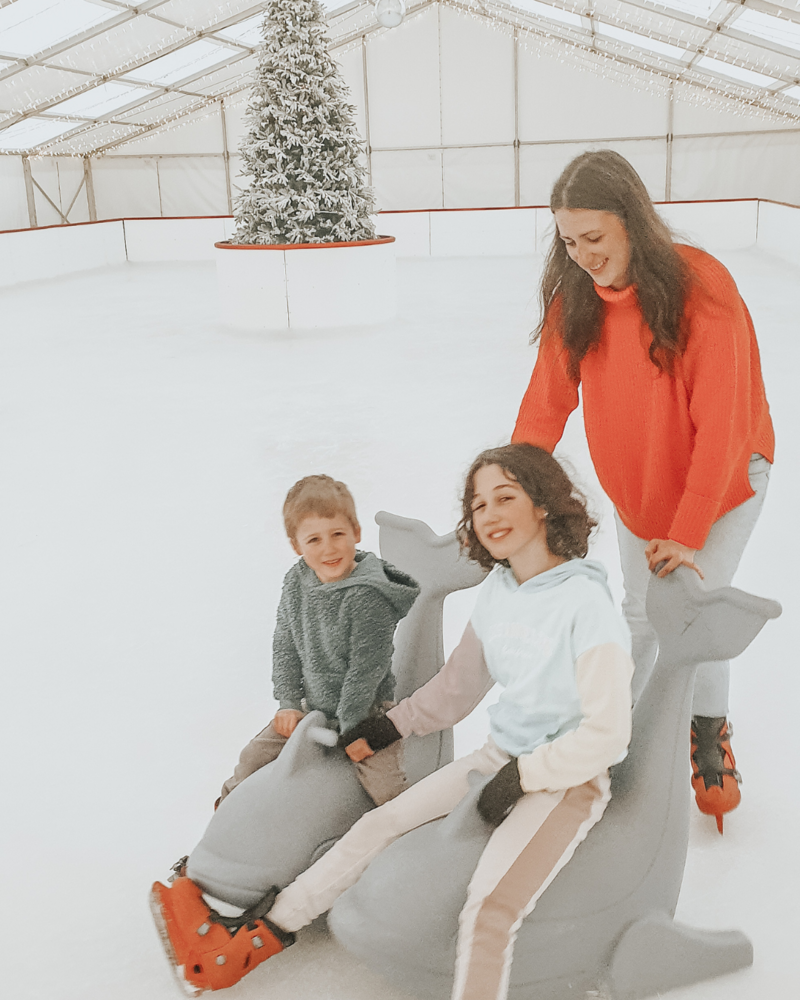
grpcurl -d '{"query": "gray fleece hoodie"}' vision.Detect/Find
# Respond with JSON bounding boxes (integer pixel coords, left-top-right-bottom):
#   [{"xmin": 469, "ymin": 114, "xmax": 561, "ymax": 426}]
[{"xmin": 272, "ymin": 550, "xmax": 420, "ymax": 733}]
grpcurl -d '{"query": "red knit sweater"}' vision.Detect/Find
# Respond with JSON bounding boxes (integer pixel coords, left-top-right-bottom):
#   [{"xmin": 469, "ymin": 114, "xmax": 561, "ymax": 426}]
[{"xmin": 512, "ymin": 245, "xmax": 775, "ymax": 550}]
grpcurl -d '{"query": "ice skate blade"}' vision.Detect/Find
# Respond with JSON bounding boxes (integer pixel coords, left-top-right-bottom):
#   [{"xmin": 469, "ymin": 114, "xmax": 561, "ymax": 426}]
[{"xmin": 149, "ymin": 884, "xmax": 205, "ymax": 997}]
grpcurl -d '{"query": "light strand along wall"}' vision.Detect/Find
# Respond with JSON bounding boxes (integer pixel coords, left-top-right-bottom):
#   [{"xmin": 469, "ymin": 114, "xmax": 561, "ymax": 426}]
[{"xmin": 2, "ymin": 3, "xmax": 800, "ymax": 230}]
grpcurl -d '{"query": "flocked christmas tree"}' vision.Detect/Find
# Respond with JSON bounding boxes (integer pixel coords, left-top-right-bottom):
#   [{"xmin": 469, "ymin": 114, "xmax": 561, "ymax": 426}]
[{"xmin": 233, "ymin": 0, "xmax": 376, "ymax": 245}]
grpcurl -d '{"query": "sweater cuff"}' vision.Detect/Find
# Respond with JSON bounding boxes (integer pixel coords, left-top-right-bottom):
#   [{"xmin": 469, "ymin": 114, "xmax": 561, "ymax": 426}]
[
  {"xmin": 668, "ymin": 491, "xmax": 721, "ymax": 550},
  {"xmin": 279, "ymin": 698, "xmax": 303, "ymax": 711},
  {"xmin": 510, "ymin": 420, "xmax": 559, "ymax": 452},
  {"xmin": 385, "ymin": 704, "xmax": 414, "ymax": 739}
]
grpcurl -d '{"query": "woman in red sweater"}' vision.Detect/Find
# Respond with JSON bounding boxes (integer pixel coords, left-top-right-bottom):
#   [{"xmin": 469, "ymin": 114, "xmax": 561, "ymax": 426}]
[{"xmin": 513, "ymin": 149, "xmax": 774, "ymax": 831}]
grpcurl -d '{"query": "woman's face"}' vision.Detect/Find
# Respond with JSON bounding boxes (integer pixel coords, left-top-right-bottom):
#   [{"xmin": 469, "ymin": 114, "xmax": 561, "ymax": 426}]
[
  {"xmin": 554, "ymin": 208, "xmax": 631, "ymax": 290},
  {"xmin": 470, "ymin": 464, "xmax": 548, "ymax": 565}
]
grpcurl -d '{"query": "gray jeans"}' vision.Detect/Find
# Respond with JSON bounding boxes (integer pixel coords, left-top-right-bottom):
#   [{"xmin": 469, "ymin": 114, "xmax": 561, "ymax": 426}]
[
  {"xmin": 219, "ymin": 705, "xmax": 408, "ymax": 807},
  {"xmin": 615, "ymin": 454, "xmax": 771, "ymax": 716}
]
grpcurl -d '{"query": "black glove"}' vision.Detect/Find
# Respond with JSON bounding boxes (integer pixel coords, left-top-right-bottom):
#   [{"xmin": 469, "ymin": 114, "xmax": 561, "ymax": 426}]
[
  {"xmin": 477, "ymin": 759, "xmax": 524, "ymax": 826},
  {"xmin": 338, "ymin": 714, "xmax": 402, "ymax": 753}
]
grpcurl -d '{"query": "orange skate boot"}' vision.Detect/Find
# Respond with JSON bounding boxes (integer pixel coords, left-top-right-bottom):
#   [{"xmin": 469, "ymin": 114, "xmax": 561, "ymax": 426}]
[
  {"xmin": 690, "ymin": 715, "xmax": 741, "ymax": 834},
  {"xmin": 150, "ymin": 869, "xmax": 293, "ymax": 994}
]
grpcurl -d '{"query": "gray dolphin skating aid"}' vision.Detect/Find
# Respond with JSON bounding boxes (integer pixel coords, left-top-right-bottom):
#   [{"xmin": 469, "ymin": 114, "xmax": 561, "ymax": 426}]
[
  {"xmin": 184, "ymin": 513, "xmax": 486, "ymax": 908},
  {"xmin": 329, "ymin": 564, "xmax": 781, "ymax": 1000}
]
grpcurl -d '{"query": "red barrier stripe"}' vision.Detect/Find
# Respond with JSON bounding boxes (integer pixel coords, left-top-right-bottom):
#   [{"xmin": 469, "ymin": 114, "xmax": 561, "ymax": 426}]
[
  {"xmin": 0, "ymin": 199, "xmax": 796, "ymax": 236},
  {"xmin": 214, "ymin": 235, "xmax": 395, "ymax": 250}
]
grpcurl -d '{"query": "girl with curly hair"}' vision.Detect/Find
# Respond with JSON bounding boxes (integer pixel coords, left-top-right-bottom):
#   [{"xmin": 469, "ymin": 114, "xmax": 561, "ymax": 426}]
[{"xmin": 513, "ymin": 149, "xmax": 774, "ymax": 830}]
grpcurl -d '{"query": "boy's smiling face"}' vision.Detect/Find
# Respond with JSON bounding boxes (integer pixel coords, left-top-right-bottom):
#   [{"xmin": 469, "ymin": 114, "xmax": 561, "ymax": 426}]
[{"xmin": 292, "ymin": 513, "xmax": 360, "ymax": 583}]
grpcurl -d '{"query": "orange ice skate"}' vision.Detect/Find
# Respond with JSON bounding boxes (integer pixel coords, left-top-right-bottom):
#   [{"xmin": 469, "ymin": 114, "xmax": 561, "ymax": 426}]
[
  {"xmin": 690, "ymin": 715, "xmax": 741, "ymax": 834},
  {"xmin": 149, "ymin": 872, "xmax": 293, "ymax": 994}
]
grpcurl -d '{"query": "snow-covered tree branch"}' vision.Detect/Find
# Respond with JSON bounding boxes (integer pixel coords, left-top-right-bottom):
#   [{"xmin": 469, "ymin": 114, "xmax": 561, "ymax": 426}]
[{"xmin": 233, "ymin": 0, "xmax": 377, "ymax": 245}]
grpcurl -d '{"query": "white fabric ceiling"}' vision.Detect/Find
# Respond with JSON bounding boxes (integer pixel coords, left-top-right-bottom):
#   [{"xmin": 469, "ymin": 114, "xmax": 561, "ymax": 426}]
[{"xmin": 1, "ymin": 0, "xmax": 799, "ymax": 156}]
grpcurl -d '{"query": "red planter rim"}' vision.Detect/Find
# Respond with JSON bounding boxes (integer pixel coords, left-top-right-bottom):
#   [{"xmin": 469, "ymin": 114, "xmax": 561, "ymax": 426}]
[{"xmin": 214, "ymin": 235, "xmax": 395, "ymax": 250}]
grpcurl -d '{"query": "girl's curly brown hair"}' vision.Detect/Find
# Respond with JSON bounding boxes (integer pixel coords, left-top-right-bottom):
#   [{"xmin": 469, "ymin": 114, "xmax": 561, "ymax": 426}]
[{"xmin": 457, "ymin": 444, "xmax": 597, "ymax": 570}]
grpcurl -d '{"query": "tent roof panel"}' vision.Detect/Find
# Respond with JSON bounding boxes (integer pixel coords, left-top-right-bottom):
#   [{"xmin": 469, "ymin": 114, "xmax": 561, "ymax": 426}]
[
  {"xmin": 43, "ymin": 17, "xmax": 191, "ymax": 75},
  {"xmin": 760, "ymin": 0, "xmax": 800, "ymax": 14},
  {"xmin": 0, "ymin": 64, "xmax": 90, "ymax": 112},
  {"xmin": 0, "ymin": 0, "xmax": 118, "ymax": 58},
  {"xmin": 111, "ymin": 91, "xmax": 208, "ymax": 125},
  {"xmin": 512, "ymin": 0, "xmax": 582, "ymax": 26},
  {"xmin": 651, "ymin": 0, "xmax": 719, "ymax": 17},
  {"xmin": 3, "ymin": 0, "xmax": 800, "ymax": 154},
  {"xmin": 590, "ymin": 1, "xmax": 713, "ymax": 46},
  {"xmin": 151, "ymin": 0, "xmax": 266, "ymax": 32},
  {"xmin": 0, "ymin": 113, "xmax": 83, "ymax": 151},
  {"xmin": 116, "ymin": 39, "xmax": 241, "ymax": 87},
  {"xmin": 214, "ymin": 14, "xmax": 265, "ymax": 46},
  {"xmin": 694, "ymin": 53, "xmax": 783, "ymax": 87},
  {"xmin": 186, "ymin": 60, "xmax": 257, "ymax": 97},
  {"xmin": 595, "ymin": 22, "xmax": 689, "ymax": 61},
  {"xmin": 45, "ymin": 81, "xmax": 157, "ymax": 119},
  {"xmin": 733, "ymin": 7, "xmax": 800, "ymax": 51},
  {"xmin": 705, "ymin": 30, "xmax": 800, "ymax": 79},
  {"xmin": 39, "ymin": 120, "xmax": 143, "ymax": 155}
]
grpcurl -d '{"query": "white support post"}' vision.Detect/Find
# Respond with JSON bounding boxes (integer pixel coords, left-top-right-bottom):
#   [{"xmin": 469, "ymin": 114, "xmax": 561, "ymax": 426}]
[
  {"xmin": 156, "ymin": 159, "xmax": 164, "ymax": 217},
  {"xmin": 361, "ymin": 35, "xmax": 373, "ymax": 187},
  {"xmin": 514, "ymin": 28, "xmax": 520, "ymax": 208},
  {"xmin": 84, "ymin": 155, "xmax": 97, "ymax": 221},
  {"xmin": 665, "ymin": 82, "xmax": 674, "ymax": 203},
  {"xmin": 437, "ymin": 2, "xmax": 444, "ymax": 209},
  {"xmin": 22, "ymin": 155, "xmax": 38, "ymax": 228},
  {"xmin": 220, "ymin": 100, "xmax": 233, "ymax": 215}
]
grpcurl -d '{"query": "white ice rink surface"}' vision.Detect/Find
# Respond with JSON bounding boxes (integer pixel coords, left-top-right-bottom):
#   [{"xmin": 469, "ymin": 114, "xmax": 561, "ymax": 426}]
[{"xmin": 1, "ymin": 248, "xmax": 798, "ymax": 1000}]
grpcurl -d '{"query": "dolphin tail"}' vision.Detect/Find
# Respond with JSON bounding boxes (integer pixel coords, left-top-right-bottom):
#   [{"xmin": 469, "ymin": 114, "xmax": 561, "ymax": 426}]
[
  {"xmin": 375, "ymin": 511, "xmax": 487, "ymax": 596},
  {"xmin": 645, "ymin": 566, "xmax": 781, "ymax": 668},
  {"xmin": 604, "ymin": 910, "xmax": 753, "ymax": 1000}
]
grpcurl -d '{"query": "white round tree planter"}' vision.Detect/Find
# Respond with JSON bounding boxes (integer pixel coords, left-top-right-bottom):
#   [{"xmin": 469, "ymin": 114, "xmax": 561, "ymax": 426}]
[{"xmin": 214, "ymin": 235, "xmax": 396, "ymax": 331}]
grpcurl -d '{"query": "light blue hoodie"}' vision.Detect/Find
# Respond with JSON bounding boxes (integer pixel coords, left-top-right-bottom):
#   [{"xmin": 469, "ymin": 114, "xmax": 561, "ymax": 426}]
[{"xmin": 470, "ymin": 559, "xmax": 631, "ymax": 758}]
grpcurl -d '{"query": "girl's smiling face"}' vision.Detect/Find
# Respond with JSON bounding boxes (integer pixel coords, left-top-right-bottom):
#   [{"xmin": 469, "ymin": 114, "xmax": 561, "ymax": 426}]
[
  {"xmin": 470, "ymin": 464, "xmax": 549, "ymax": 569},
  {"xmin": 554, "ymin": 207, "xmax": 631, "ymax": 290}
]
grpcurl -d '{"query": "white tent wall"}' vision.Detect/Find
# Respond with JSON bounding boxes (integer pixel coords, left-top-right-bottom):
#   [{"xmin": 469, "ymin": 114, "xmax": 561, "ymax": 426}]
[
  {"xmin": 671, "ymin": 132, "xmax": 800, "ymax": 204},
  {"xmin": 91, "ymin": 158, "xmax": 162, "ymax": 218},
  {"xmin": 0, "ymin": 156, "xmax": 28, "ymax": 231},
  {"xmin": 2, "ymin": 3, "xmax": 800, "ymax": 230}
]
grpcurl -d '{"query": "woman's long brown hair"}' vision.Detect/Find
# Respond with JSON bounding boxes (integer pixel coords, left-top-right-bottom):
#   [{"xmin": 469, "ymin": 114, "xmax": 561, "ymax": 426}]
[{"xmin": 537, "ymin": 150, "xmax": 692, "ymax": 378}]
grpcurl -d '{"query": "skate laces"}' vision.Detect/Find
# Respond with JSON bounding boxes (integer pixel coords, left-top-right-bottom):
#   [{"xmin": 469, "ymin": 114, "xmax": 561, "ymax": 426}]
[
  {"xmin": 691, "ymin": 717, "xmax": 741, "ymax": 788},
  {"xmin": 206, "ymin": 885, "xmax": 295, "ymax": 948},
  {"xmin": 167, "ymin": 855, "xmax": 189, "ymax": 883}
]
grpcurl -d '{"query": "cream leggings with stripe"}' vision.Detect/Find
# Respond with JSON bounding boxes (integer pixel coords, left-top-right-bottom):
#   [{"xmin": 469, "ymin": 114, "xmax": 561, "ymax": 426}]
[{"xmin": 269, "ymin": 738, "xmax": 611, "ymax": 1000}]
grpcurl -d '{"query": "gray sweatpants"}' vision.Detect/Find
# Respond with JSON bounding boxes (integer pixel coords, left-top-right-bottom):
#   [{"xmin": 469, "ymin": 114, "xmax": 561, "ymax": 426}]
[
  {"xmin": 219, "ymin": 711, "xmax": 408, "ymax": 807},
  {"xmin": 615, "ymin": 453, "xmax": 771, "ymax": 716}
]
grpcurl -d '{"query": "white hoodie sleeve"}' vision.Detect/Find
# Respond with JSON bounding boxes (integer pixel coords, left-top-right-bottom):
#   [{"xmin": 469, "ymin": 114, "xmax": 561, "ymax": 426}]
[
  {"xmin": 386, "ymin": 621, "xmax": 495, "ymax": 737},
  {"xmin": 517, "ymin": 642, "xmax": 633, "ymax": 792}
]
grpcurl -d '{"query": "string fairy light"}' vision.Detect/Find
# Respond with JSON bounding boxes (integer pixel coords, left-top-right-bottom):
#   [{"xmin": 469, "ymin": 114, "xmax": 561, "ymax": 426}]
[{"xmin": 9, "ymin": 0, "xmax": 800, "ymax": 159}]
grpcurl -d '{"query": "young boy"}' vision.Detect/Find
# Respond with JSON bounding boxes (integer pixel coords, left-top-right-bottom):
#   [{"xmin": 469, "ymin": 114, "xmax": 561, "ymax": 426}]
[{"xmin": 217, "ymin": 475, "xmax": 419, "ymax": 807}]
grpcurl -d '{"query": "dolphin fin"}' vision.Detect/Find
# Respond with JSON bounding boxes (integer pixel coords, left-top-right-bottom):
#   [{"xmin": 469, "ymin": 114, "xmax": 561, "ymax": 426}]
[{"xmin": 274, "ymin": 711, "xmax": 336, "ymax": 777}]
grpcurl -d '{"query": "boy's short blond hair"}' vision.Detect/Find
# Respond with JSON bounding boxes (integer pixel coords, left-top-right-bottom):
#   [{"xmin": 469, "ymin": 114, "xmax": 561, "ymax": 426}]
[{"xmin": 283, "ymin": 475, "xmax": 360, "ymax": 542}]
